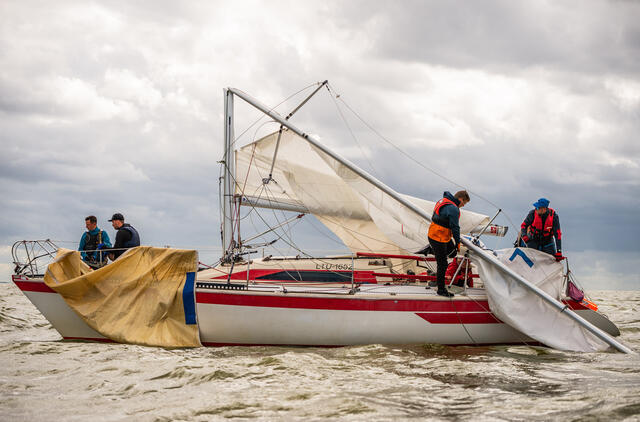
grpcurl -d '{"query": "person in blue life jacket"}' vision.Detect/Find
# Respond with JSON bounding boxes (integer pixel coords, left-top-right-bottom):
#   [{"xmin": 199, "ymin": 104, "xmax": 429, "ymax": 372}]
[
  {"xmin": 78, "ymin": 215, "xmax": 112, "ymax": 269},
  {"xmin": 519, "ymin": 197, "xmax": 564, "ymax": 261},
  {"xmin": 423, "ymin": 190, "xmax": 470, "ymax": 298},
  {"xmin": 107, "ymin": 213, "xmax": 141, "ymax": 261}
]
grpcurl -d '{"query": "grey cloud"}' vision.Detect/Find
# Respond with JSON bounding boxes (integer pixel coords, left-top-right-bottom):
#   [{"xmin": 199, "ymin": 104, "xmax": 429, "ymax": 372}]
[{"xmin": 340, "ymin": 0, "xmax": 640, "ymax": 76}]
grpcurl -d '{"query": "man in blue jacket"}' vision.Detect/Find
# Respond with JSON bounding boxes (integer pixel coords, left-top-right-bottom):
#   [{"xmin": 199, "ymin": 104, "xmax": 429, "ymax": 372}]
[
  {"xmin": 78, "ymin": 215, "xmax": 112, "ymax": 269},
  {"xmin": 426, "ymin": 190, "xmax": 470, "ymax": 297}
]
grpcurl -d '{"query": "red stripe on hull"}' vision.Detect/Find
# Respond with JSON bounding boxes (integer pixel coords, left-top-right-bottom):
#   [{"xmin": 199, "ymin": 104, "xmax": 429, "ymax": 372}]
[
  {"xmin": 201, "ymin": 341, "xmax": 537, "ymax": 347},
  {"xmin": 416, "ymin": 312, "xmax": 502, "ymax": 324},
  {"xmin": 201, "ymin": 342, "xmax": 342, "ymax": 348},
  {"xmin": 196, "ymin": 291, "xmax": 492, "ymax": 312},
  {"xmin": 13, "ymin": 280, "xmax": 55, "ymax": 293}
]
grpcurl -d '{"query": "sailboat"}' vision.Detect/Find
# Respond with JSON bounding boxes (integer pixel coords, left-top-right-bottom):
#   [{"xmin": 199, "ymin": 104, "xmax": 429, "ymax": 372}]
[{"xmin": 11, "ymin": 83, "xmax": 632, "ymax": 353}]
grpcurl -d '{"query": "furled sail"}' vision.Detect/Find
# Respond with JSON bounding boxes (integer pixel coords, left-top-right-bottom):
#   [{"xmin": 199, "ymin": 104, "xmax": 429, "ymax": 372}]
[{"xmin": 235, "ymin": 130, "xmax": 490, "ymax": 254}]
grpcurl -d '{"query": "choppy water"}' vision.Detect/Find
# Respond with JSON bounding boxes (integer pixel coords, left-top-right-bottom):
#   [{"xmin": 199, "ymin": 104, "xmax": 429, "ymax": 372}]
[{"xmin": 1, "ymin": 284, "xmax": 639, "ymax": 421}]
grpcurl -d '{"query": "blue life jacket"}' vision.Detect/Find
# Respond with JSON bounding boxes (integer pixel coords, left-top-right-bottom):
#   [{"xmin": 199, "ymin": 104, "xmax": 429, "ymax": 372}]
[{"xmin": 120, "ymin": 224, "xmax": 140, "ymax": 248}]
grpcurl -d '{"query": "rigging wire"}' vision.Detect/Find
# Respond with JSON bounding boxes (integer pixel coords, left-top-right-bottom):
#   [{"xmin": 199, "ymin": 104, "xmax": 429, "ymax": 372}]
[
  {"xmin": 223, "ymin": 82, "xmax": 532, "ymax": 301},
  {"xmin": 232, "ymin": 82, "xmax": 515, "ymax": 256},
  {"xmin": 232, "ymin": 125, "xmax": 435, "ymax": 277},
  {"xmin": 224, "ymin": 83, "xmax": 323, "ymax": 156},
  {"xmin": 232, "ymin": 131, "xmax": 376, "ymax": 265},
  {"xmin": 247, "ymin": 202, "xmax": 426, "ymax": 277},
  {"xmin": 450, "ymin": 294, "xmax": 479, "ymax": 345},
  {"xmin": 246, "ymin": 209, "xmax": 344, "ymax": 283},
  {"xmin": 220, "ymin": 82, "xmax": 325, "ymax": 250},
  {"xmin": 237, "ymin": 169, "xmax": 418, "ymax": 281},
  {"xmin": 325, "ymin": 84, "xmax": 380, "ymax": 178},
  {"xmin": 325, "ymin": 82, "xmax": 520, "ymax": 236},
  {"xmin": 217, "ymin": 83, "xmax": 322, "ymax": 236},
  {"xmin": 244, "ymin": 138, "xmax": 415, "ymax": 252},
  {"xmin": 234, "ymin": 170, "xmax": 344, "ymax": 275}
]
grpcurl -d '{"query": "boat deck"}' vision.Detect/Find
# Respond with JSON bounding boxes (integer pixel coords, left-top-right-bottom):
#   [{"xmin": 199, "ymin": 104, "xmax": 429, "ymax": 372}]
[{"xmin": 195, "ymin": 279, "xmax": 487, "ymax": 299}]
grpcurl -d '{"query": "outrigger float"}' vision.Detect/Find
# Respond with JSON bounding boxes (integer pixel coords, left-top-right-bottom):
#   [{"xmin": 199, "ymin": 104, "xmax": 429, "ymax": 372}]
[{"xmin": 11, "ymin": 83, "xmax": 633, "ymax": 353}]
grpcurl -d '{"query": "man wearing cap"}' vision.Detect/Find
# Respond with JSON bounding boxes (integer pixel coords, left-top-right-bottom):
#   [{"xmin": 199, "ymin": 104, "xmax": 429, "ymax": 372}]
[
  {"xmin": 519, "ymin": 198, "xmax": 563, "ymax": 260},
  {"xmin": 107, "ymin": 213, "xmax": 141, "ymax": 261}
]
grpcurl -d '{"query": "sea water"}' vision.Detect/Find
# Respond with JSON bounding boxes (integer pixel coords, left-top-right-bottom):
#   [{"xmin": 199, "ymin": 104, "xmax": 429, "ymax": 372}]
[{"xmin": 1, "ymin": 283, "xmax": 639, "ymax": 421}]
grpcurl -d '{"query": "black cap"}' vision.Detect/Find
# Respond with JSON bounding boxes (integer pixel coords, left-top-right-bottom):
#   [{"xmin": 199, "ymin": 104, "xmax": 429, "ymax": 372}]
[{"xmin": 108, "ymin": 213, "xmax": 124, "ymax": 222}]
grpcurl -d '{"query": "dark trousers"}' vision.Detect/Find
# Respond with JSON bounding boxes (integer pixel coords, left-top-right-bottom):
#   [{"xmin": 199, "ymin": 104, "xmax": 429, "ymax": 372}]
[
  {"xmin": 519, "ymin": 238, "xmax": 556, "ymax": 255},
  {"xmin": 428, "ymin": 237, "xmax": 456, "ymax": 289}
]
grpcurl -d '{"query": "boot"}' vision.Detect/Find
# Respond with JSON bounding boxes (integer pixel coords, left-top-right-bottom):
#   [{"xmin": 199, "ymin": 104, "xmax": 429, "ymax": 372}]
[
  {"xmin": 436, "ymin": 279, "xmax": 455, "ymax": 297},
  {"xmin": 437, "ymin": 287, "xmax": 454, "ymax": 297}
]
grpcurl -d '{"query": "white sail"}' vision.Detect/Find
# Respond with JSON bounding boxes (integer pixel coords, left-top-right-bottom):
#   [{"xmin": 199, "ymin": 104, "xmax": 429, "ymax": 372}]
[
  {"xmin": 473, "ymin": 248, "xmax": 608, "ymax": 352},
  {"xmin": 236, "ymin": 130, "xmax": 490, "ymax": 254}
]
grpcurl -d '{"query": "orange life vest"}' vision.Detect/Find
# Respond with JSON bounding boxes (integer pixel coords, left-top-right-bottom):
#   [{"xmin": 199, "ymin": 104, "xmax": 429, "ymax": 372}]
[
  {"xmin": 427, "ymin": 197, "xmax": 460, "ymax": 243},
  {"xmin": 529, "ymin": 208, "xmax": 555, "ymax": 240}
]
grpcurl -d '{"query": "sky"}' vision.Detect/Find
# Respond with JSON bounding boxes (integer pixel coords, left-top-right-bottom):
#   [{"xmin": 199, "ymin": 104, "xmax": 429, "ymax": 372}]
[{"xmin": 1, "ymin": 0, "xmax": 639, "ymax": 289}]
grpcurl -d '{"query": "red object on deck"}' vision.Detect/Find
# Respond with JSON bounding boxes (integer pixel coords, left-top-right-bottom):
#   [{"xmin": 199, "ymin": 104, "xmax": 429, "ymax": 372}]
[{"xmin": 445, "ymin": 258, "xmax": 474, "ymax": 287}]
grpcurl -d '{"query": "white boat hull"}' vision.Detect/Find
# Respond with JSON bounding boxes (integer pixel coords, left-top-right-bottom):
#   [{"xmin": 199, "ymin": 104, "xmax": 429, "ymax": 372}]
[
  {"xmin": 196, "ymin": 300, "xmax": 531, "ymax": 346},
  {"xmin": 16, "ymin": 275, "xmax": 609, "ymax": 347}
]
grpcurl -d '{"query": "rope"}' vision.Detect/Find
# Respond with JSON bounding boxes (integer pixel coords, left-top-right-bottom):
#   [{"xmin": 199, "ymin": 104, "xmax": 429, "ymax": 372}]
[
  {"xmin": 240, "ymin": 143, "xmax": 258, "ymax": 196},
  {"xmin": 325, "ymin": 84, "xmax": 379, "ymax": 177},
  {"xmin": 218, "ymin": 83, "xmax": 323, "ymax": 244},
  {"xmin": 235, "ymin": 150, "xmax": 435, "ymax": 278},
  {"xmin": 232, "ymin": 131, "xmax": 405, "ymax": 262},
  {"xmin": 456, "ymin": 264, "xmax": 538, "ymax": 349},
  {"xmin": 451, "ymin": 296, "xmax": 479, "ymax": 345},
  {"xmin": 241, "ymin": 179, "xmax": 420, "ymax": 281},
  {"xmin": 255, "ymin": 152, "xmax": 411, "ymax": 252},
  {"xmin": 240, "ymin": 182, "xmax": 348, "ymax": 280},
  {"xmin": 226, "ymin": 83, "xmax": 322, "ymax": 153}
]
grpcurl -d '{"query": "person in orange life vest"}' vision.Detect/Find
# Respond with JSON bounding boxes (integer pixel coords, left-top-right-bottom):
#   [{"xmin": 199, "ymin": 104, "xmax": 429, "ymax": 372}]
[
  {"xmin": 426, "ymin": 190, "xmax": 470, "ymax": 297},
  {"xmin": 519, "ymin": 197, "xmax": 564, "ymax": 261},
  {"xmin": 445, "ymin": 257, "xmax": 474, "ymax": 288}
]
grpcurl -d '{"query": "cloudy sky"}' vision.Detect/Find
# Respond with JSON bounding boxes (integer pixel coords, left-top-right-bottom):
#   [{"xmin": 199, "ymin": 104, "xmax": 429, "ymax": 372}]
[{"xmin": 1, "ymin": 0, "xmax": 639, "ymax": 289}]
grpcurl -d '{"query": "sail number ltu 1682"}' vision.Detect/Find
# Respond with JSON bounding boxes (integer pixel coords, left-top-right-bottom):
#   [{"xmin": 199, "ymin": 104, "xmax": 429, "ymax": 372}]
[{"xmin": 315, "ymin": 263, "xmax": 353, "ymax": 270}]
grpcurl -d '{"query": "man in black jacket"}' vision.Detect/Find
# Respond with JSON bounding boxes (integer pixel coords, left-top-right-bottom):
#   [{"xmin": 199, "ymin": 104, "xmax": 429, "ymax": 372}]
[{"xmin": 107, "ymin": 213, "xmax": 141, "ymax": 260}]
